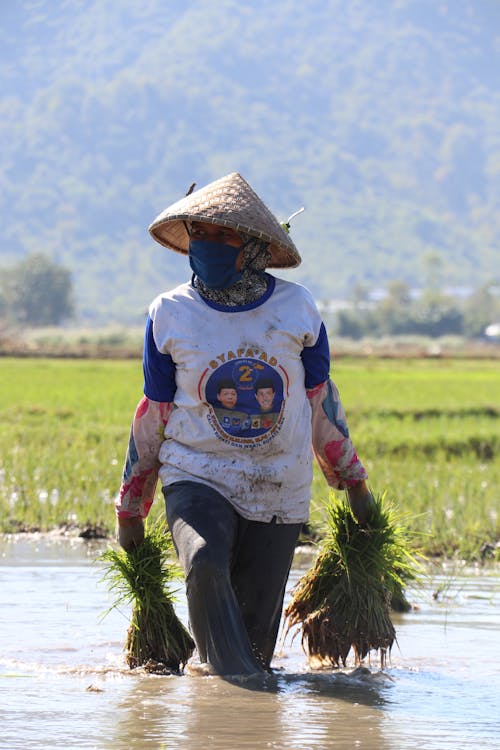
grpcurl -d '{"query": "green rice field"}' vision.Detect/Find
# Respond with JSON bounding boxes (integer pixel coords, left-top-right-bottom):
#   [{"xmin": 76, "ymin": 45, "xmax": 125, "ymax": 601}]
[{"xmin": 0, "ymin": 356, "xmax": 498, "ymax": 560}]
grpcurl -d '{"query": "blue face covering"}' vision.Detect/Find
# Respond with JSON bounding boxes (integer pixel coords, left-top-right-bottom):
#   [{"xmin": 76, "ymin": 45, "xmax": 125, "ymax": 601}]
[{"xmin": 188, "ymin": 239, "xmax": 244, "ymax": 290}]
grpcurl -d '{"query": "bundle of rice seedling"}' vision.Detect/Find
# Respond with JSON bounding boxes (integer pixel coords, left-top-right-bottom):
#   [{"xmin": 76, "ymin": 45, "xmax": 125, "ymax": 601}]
[
  {"xmin": 100, "ymin": 518, "xmax": 194, "ymax": 673},
  {"xmin": 284, "ymin": 492, "xmax": 422, "ymax": 668}
]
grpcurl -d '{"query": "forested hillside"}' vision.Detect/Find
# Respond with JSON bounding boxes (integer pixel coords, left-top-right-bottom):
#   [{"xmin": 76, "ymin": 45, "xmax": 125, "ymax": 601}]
[{"xmin": 0, "ymin": 0, "xmax": 498, "ymax": 322}]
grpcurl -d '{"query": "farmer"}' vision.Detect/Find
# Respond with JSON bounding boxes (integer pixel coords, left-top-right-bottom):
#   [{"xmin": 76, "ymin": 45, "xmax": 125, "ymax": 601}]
[{"xmin": 115, "ymin": 172, "xmax": 374, "ymax": 676}]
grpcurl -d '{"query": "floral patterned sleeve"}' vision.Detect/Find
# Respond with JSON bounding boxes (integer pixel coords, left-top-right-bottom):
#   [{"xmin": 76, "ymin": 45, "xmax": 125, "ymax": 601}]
[
  {"xmin": 307, "ymin": 379, "xmax": 368, "ymax": 489},
  {"xmin": 115, "ymin": 397, "xmax": 173, "ymax": 520}
]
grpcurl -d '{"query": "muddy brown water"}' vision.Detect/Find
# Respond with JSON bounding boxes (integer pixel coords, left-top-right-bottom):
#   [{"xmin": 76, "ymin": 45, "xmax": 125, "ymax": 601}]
[{"xmin": 0, "ymin": 536, "xmax": 499, "ymax": 750}]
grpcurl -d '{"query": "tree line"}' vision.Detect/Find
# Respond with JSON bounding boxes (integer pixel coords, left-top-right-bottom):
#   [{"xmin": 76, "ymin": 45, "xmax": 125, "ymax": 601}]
[
  {"xmin": 333, "ymin": 279, "xmax": 499, "ymax": 340},
  {"xmin": 0, "ymin": 253, "xmax": 74, "ymax": 326},
  {"xmin": 0, "ymin": 253, "xmax": 498, "ymax": 339}
]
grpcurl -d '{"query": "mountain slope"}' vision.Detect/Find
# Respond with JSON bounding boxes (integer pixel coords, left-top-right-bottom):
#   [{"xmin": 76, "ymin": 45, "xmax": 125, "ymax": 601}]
[{"xmin": 0, "ymin": 0, "xmax": 498, "ymax": 321}]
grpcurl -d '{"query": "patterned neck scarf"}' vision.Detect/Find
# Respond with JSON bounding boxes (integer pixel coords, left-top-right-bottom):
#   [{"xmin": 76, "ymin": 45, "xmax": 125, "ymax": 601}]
[{"xmin": 192, "ymin": 235, "xmax": 272, "ymax": 306}]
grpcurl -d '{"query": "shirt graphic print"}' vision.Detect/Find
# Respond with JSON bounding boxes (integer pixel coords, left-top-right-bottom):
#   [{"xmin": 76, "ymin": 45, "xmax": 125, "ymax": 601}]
[{"xmin": 201, "ymin": 355, "xmax": 287, "ymax": 445}]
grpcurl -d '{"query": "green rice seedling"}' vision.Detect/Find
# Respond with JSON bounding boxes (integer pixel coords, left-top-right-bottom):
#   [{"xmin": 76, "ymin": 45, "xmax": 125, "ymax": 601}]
[
  {"xmin": 100, "ymin": 517, "xmax": 194, "ymax": 673},
  {"xmin": 1, "ymin": 357, "xmax": 497, "ymax": 558},
  {"xmin": 285, "ymin": 492, "xmax": 422, "ymax": 668}
]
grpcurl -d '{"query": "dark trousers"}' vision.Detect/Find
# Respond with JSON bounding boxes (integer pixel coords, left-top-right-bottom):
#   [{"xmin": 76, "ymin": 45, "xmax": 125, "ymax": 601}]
[{"xmin": 163, "ymin": 481, "xmax": 301, "ymax": 676}]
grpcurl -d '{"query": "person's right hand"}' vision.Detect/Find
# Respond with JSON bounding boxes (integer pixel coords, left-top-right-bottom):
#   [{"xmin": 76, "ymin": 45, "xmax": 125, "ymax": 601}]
[
  {"xmin": 346, "ymin": 480, "xmax": 376, "ymax": 527},
  {"xmin": 116, "ymin": 516, "xmax": 145, "ymax": 551}
]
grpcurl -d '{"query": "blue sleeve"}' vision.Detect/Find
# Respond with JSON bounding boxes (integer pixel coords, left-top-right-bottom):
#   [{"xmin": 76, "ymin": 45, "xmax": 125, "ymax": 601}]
[
  {"xmin": 301, "ymin": 322, "xmax": 331, "ymax": 388},
  {"xmin": 142, "ymin": 314, "xmax": 177, "ymax": 401}
]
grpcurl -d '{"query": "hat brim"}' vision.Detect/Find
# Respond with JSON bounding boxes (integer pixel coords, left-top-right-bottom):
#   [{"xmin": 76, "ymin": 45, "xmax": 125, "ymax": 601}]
[{"xmin": 148, "ymin": 173, "xmax": 302, "ymax": 269}]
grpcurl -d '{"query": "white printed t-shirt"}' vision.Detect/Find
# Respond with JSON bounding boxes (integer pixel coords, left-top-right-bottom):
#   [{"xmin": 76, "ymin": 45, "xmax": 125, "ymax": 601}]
[{"xmin": 146, "ymin": 275, "xmax": 327, "ymax": 524}]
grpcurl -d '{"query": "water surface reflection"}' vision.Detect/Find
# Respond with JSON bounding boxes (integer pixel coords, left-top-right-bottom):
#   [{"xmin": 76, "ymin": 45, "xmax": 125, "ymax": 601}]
[
  {"xmin": 0, "ymin": 536, "xmax": 499, "ymax": 750},
  {"xmin": 108, "ymin": 669, "xmax": 388, "ymax": 750}
]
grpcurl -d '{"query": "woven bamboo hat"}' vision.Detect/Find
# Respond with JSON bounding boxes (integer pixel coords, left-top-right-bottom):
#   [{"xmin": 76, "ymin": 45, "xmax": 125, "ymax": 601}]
[{"xmin": 148, "ymin": 172, "xmax": 302, "ymax": 268}]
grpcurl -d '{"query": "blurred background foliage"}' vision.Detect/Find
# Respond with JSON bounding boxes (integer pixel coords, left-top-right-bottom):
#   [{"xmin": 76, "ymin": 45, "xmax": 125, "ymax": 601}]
[{"xmin": 0, "ymin": 0, "xmax": 498, "ymax": 324}]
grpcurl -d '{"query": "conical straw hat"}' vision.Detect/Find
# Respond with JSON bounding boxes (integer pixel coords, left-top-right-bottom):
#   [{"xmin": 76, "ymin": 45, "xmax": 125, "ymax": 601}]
[{"xmin": 148, "ymin": 172, "xmax": 301, "ymax": 268}]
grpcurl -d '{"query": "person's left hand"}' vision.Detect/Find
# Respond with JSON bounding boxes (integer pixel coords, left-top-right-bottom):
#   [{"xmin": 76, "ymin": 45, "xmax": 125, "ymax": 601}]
[{"xmin": 347, "ymin": 480, "xmax": 375, "ymax": 526}]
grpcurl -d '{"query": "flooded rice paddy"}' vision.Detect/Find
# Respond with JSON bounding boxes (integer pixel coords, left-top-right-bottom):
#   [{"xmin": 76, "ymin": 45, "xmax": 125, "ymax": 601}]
[{"xmin": 0, "ymin": 535, "xmax": 499, "ymax": 750}]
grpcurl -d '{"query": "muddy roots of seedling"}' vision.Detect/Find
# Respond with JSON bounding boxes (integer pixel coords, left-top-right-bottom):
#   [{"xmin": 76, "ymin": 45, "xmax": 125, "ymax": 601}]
[
  {"xmin": 288, "ymin": 580, "xmax": 396, "ymax": 668},
  {"xmin": 100, "ymin": 518, "xmax": 195, "ymax": 673},
  {"xmin": 284, "ymin": 492, "xmax": 420, "ymax": 668},
  {"xmin": 125, "ymin": 598, "xmax": 195, "ymax": 673}
]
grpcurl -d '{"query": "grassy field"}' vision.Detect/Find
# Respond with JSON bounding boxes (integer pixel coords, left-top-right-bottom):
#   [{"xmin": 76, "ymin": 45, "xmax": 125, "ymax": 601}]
[{"xmin": 0, "ymin": 356, "xmax": 498, "ymax": 560}]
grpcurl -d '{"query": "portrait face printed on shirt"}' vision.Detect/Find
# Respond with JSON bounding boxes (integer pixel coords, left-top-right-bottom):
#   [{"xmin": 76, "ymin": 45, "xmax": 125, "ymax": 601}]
[
  {"xmin": 255, "ymin": 384, "xmax": 275, "ymax": 412},
  {"xmin": 203, "ymin": 358, "xmax": 285, "ymax": 441},
  {"xmin": 217, "ymin": 385, "xmax": 238, "ymax": 410}
]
